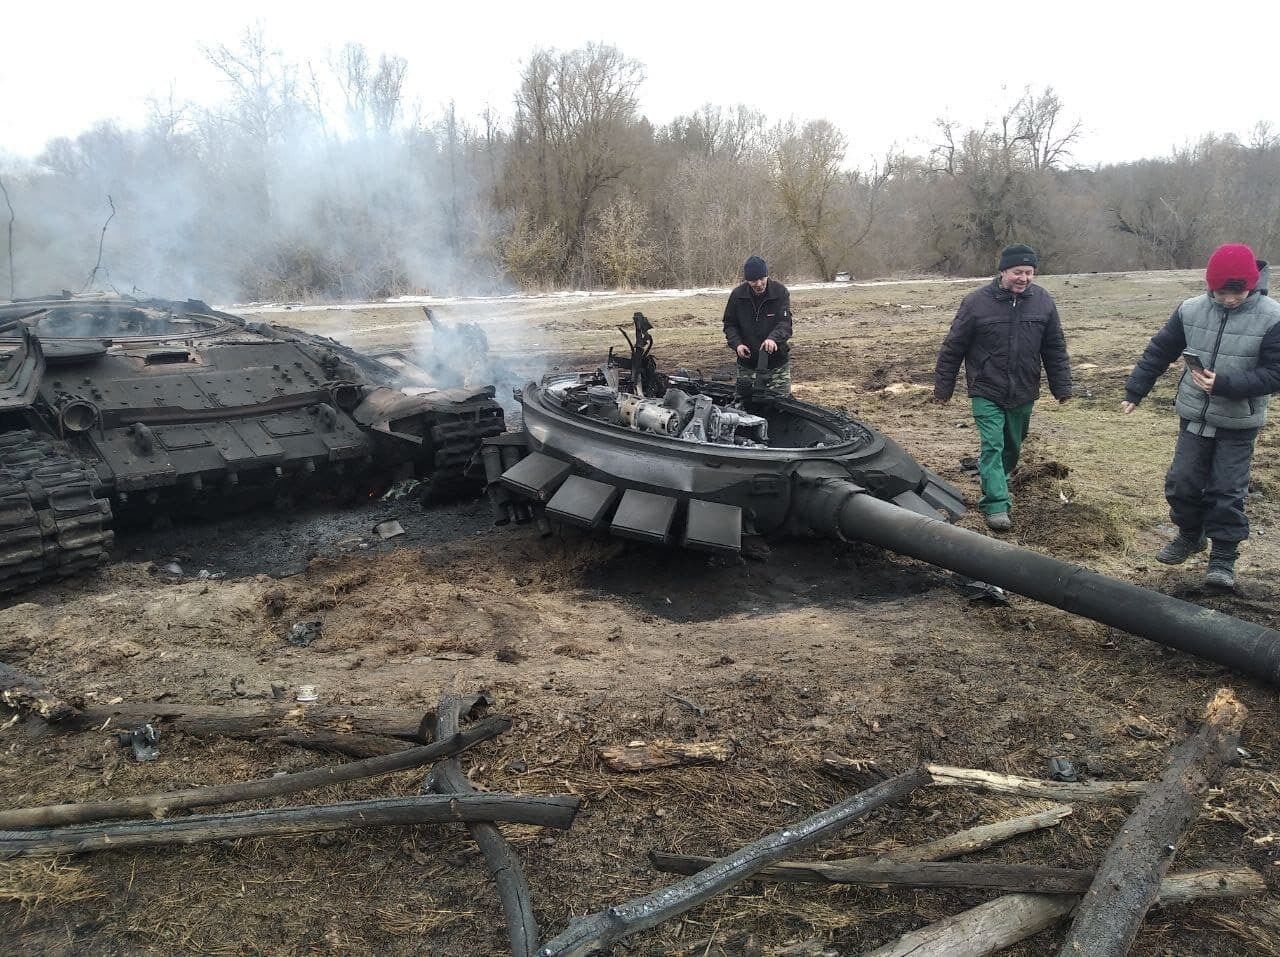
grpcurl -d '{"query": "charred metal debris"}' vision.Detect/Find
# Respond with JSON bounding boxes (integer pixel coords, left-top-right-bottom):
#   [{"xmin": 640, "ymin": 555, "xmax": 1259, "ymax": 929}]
[{"xmin": 0, "ymin": 294, "xmax": 505, "ymax": 594}]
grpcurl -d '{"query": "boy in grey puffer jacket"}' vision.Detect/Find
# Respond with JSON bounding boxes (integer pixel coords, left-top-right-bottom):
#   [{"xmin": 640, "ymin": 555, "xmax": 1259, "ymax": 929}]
[{"xmin": 1122, "ymin": 243, "xmax": 1280, "ymax": 588}]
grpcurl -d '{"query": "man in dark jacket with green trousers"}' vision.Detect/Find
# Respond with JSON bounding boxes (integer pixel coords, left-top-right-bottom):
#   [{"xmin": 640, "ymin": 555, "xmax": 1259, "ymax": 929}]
[
  {"xmin": 1122, "ymin": 243, "xmax": 1280, "ymax": 589},
  {"xmin": 934, "ymin": 243, "xmax": 1073, "ymax": 531}
]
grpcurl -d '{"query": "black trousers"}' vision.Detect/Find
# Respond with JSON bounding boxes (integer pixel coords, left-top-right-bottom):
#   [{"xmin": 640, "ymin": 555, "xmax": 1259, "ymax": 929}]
[{"xmin": 1164, "ymin": 420, "xmax": 1259, "ymax": 546}]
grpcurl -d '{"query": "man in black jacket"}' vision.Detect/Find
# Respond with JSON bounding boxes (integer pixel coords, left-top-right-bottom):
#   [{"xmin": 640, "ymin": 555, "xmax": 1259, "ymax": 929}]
[
  {"xmin": 723, "ymin": 256, "xmax": 793, "ymax": 396},
  {"xmin": 934, "ymin": 243, "xmax": 1073, "ymax": 531}
]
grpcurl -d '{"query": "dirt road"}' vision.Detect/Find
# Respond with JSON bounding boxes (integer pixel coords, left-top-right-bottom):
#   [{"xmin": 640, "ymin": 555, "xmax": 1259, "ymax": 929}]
[{"xmin": 2, "ymin": 271, "xmax": 1276, "ymax": 955}]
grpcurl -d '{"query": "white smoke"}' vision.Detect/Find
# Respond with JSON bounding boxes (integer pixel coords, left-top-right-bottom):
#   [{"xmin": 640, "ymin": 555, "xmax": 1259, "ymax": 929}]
[{"xmin": 0, "ymin": 37, "xmax": 508, "ymax": 306}]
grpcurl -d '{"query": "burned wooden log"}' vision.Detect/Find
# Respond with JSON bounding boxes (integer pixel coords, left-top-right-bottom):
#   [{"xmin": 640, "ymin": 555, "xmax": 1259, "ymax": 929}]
[
  {"xmin": 46, "ymin": 701, "xmax": 434, "ymax": 741},
  {"xmin": 0, "ymin": 716, "xmax": 510, "ymax": 829},
  {"xmin": 1058, "ymin": 688, "xmax": 1248, "ymax": 957},
  {"xmin": 650, "ymin": 853, "xmax": 1143, "ymax": 895},
  {"xmin": 272, "ymin": 730, "xmax": 414, "ymax": 758},
  {"xmin": 537, "ymin": 765, "xmax": 931, "ymax": 957},
  {"xmin": 597, "ymin": 739, "xmax": 733, "ymax": 772},
  {"xmin": 426, "ymin": 695, "xmax": 539, "ymax": 957},
  {"xmin": 0, "ymin": 792, "xmax": 580, "ymax": 859},
  {"xmin": 862, "ymin": 866, "xmax": 1265, "ymax": 957}
]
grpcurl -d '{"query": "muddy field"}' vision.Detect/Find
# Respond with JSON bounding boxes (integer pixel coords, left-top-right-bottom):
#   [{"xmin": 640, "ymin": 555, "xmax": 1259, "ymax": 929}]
[{"xmin": 2, "ymin": 271, "xmax": 1279, "ymax": 955}]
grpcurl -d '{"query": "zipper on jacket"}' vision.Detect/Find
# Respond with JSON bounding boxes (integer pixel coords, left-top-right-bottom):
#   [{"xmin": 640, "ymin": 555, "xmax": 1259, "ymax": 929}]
[
  {"xmin": 1006, "ymin": 292, "xmax": 1019, "ymax": 404},
  {"xmin": 750, "ymin": 282, "xmax": 770, "ymax": 324},
  {"xmin": 1201, "ymin": 305, "xmax": 1231, "ymax": 421}
]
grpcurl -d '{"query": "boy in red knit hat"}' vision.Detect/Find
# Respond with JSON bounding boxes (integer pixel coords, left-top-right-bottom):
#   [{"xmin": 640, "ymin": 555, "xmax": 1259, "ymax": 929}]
[{"xmin": 1122, "ymin": 244, "xmax": 1279, "ymax": 588}]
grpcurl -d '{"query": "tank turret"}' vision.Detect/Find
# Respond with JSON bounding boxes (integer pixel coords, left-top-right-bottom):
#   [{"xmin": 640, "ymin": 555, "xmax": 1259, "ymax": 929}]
[{"xmin": 485, "ymin": 314, "xmax": 1280, "ymax": 685}]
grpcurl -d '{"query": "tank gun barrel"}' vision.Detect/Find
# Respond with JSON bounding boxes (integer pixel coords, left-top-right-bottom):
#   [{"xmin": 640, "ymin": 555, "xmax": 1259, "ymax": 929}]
[{"xmin": 794, "ymin": 478, "xmax": 1280, "ymax": 685}]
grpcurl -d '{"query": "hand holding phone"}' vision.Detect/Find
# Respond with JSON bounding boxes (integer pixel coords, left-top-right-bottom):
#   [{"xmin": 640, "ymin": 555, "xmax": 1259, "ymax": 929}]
[{"xmin": 1182, "ymin": 350, "xmax": 1205, "ymax": 373}]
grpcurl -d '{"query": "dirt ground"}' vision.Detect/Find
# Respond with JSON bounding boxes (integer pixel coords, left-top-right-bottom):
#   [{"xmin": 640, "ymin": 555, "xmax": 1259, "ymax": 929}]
[{"xmin": 2, "ymin": 271, "xmax": 1279, "ymax": 955}]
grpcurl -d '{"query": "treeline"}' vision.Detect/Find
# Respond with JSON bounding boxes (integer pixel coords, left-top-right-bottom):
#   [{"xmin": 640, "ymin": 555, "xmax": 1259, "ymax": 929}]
[{"xmin": 2, "ymin": 31, "xmax": 1278, "ymax": 301}]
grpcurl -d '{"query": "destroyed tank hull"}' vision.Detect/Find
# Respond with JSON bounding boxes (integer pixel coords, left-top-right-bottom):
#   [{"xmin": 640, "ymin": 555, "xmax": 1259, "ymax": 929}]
[
  {"xmin": 485, "ymin": 316, "xmax": 1280, "ymax": 686},
  {"xmin": 0, "ymin": 294, "xmax": 504, "ymax": 594}
]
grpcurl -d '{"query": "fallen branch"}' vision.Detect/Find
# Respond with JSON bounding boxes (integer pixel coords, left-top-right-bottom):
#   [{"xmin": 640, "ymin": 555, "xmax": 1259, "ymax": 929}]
[
  {"xmin": 597, "ymin": 739, "xmax": 733, "ymax": 772},
  {"xmin": 924, "ymin": 764, "xmax": 1149, "ymax": 803},
  {"xmin": 538, "ymin": 764, "xmax": 931, "ymax": 957},
  {"xmin": 0, "ymin": 792, "xmax": 580, "ymax": 859},
  {"xmin": 0, "ymin": 715, "xmax": 510, "ymax": 829},
  {"xmin": 861, "ymin": 867, "xmax": 1265, "ymax": 957},
  {"xmin": 864, "ymin": 805, "xmax": 1072, "ymax": 863},
  {"xmin": 1059, "ymin": 688, "xmax": 1248, "ymax": 957},
  {"xmin": 427, "ymin": 695, "xmax": 538, "ymax": 957},
  {"xmin": 650, "ymin": 853, "xmax": 1148, "ymax": 895},
  {"xmin": 821, "ymin": 755, "xmax": 1149, "ymax": 804}
]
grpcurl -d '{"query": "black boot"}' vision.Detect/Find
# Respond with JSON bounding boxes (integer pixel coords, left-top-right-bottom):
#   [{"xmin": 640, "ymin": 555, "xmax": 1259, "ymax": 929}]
[
  {"xmin": 1205, "ymin": 542, "xmax": 1238, "ymax": 589},
  {"xmin": 1155, "ymin": 531, "xmax": 1207, "ymax": 564}
]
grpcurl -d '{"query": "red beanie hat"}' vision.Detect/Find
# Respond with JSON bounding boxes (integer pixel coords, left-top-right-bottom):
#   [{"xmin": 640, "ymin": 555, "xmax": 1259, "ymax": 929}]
[{"xmin": 1205, "ymin": 243, "xmax": 1260, "ymax": 291}]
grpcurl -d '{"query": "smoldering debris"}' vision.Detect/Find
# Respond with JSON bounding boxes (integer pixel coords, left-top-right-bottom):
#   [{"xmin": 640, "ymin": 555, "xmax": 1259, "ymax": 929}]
[{"xmin": 411, "ymin": 307, "xmax": 528, "ymax": 412}]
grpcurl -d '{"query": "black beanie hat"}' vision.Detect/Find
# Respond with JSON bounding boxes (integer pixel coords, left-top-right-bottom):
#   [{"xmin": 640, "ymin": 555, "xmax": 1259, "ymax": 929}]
[
  {"xmin": 743, "ymin": 256, "xmax": 767, "ymax": 280},
  {"xmin": 998, "ymin": 244, "xmax": 1038, "ymax": 272}
]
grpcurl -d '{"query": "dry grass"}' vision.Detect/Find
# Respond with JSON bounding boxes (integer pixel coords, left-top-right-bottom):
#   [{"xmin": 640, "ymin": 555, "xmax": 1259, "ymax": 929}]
[{"xmin": 0, "ymin": 860, "xmax": 105, "ymax": 918}]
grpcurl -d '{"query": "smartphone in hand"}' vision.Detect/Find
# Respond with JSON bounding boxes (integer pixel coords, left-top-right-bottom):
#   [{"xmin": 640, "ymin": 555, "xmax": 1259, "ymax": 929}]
[{"xmin": 1182, "ymin": 350, "xmax": 1206, "ymax": 373}]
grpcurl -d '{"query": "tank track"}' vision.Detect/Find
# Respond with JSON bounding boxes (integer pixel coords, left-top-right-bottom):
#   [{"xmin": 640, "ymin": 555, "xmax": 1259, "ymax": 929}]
[
  {"xmin": 423, "ymin": 402, "xmax": 508, "ymax": 501},
  {"xmin": 0, "ymin": 431, "xmax": 114, "ymax": 594}
]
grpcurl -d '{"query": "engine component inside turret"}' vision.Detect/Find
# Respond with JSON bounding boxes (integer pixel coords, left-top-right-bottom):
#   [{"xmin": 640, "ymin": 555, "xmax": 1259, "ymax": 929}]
[{"xmin": 549, "ymin": 379, "xmax": 769, "ymax": 447}]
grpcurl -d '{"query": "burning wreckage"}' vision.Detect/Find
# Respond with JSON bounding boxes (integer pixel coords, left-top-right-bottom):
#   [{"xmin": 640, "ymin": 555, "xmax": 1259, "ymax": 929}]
[
  {"xmin": 0, "ymin": 294, "xmax": 504, "ymax": 594},
  {"xmin": 486, "ymin": 313, "xmax": 1280, "ymax": 686},
  {"xmin": 3, "ymin": 295, "xmax": 1278, "ymax": 686}
]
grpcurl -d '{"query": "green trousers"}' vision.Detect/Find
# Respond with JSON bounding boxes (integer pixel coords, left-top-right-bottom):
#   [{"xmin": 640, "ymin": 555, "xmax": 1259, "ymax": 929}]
[{"xmin": 971, "ymin": 397, "xmax": 1033, "ymax": 515}]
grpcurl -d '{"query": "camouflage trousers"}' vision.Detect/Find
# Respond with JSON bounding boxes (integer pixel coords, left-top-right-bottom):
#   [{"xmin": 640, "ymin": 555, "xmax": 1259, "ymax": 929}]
[{"xmin": 735, "ymin": 360, "xmax": 792, "ymax": 397}]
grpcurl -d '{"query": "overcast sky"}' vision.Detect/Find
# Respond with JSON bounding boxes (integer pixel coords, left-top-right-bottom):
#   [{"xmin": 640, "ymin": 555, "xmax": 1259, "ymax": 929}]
[{"xmin": 4, "ymin": 1, "xmax": 1276, "ymax": 167}]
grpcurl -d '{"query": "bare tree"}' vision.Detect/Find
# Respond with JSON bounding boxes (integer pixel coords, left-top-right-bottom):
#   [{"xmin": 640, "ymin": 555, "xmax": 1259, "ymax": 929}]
[
  {"xmin": 662, "ymin": 104, "xmax": 766, "ymax": 163},
  {"xmin": 438, "ymin": 102, "xmax": 464, "ymax": 254},
  {"xmin": 1013, "ymin": 86, "xmax": 1083, "ymax": 171},
  {"xmin": 334, "ymin": 44, "xmax": 408, "ymax": 138},
  {"xmin": 925, "ymin": 108, "xmax": 1049, "ymax": 273},
  {"xmin": 1106, "ymin": 143, "xmax": 1216, "ymax": 268},
  {"xmin": 203, "ymin": 26, "xmax": 301, "ymax": 149},
  {"xmin": 334, "ymin": 42, "xmax": 371, "ymax": 136},
  {"xmin": 507, "ymin": 43, "xmax": 644, "ymax": 281},
  {"xmin": 770, "ymin": 119, "xmax": 847, "ymax": 280}
]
